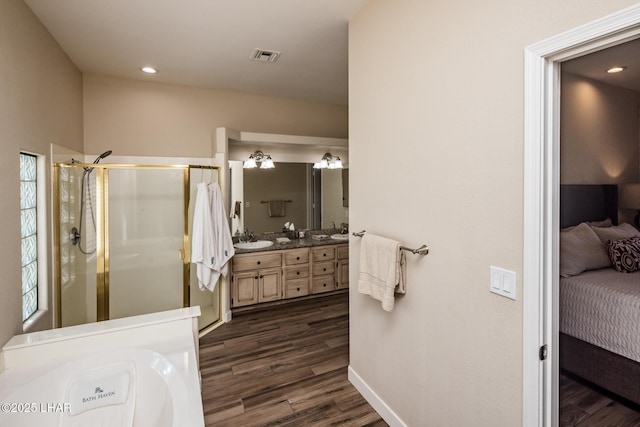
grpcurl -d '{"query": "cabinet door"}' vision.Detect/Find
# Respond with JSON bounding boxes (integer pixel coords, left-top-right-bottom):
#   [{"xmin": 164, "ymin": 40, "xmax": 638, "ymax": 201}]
[
  {"xmin": 233, "ymin": 272, "xmax": 259, "ymax": 307},
  {"xmin": 259, "ymin": 268, "xmax": 282, "ymax": 303},
  {"xmin": 337, "ymin": 260, "xmax": 349, "ymax": 289}
]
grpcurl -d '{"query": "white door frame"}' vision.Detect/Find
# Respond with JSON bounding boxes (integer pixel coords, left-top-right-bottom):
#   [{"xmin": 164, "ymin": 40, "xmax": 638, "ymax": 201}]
[{"xmin": 523, "ymin": 4, "xmax": 640, "ymax": 426}]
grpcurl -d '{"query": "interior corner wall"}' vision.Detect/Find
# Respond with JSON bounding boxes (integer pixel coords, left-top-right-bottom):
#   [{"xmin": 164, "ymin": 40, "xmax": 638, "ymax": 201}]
[
  {"xmin": 560, "ymin": 71, "xmax": 640, "ymax": 185},
  {"xmin": 82, "ymin": 74, "xmax": 349, "ymax": 158},
  {"xmin": 0, "ymin": 0, "xmax": 83, "ymax": 346},
  {"xmin": 348, "ymin": 1, "xmax": 638, "ymax": 426}
]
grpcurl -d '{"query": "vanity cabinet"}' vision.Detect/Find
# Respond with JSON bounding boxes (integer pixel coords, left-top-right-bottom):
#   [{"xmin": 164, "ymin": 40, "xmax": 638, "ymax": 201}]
[
  {"xmin": 311, "ymin": 246, "xmax": 336, "ymax": 294},
  {"xmin": 283, "ymin": 248, "xmax": 310, "ymax": 298},
  {"xmin": 231, "ymin": 252, "xmax": 282, "ymax": 307},
  {"xmin": 231, "ymin": 244, "xmax": 348, "ymax": 308},
  {"xmin": 336, "ymin": 244, "xmax": 349, "ymax": 290}
]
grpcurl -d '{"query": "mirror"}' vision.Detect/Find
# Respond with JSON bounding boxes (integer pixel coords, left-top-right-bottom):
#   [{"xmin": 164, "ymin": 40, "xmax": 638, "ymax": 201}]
[{"xmin": 229, "ymin": 162, "xmax": 348, "ymax": 234}]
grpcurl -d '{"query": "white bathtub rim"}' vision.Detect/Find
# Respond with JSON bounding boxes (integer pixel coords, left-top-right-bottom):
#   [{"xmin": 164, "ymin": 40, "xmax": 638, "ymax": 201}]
[{"xmin": 3, "ymin": 306, "xmax": 200, "ymax": 351}]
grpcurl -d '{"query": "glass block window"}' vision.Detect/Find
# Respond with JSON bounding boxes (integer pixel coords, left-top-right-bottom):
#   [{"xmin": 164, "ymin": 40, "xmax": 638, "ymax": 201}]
[{"xmin": 20, "ymin": 153, "xmax": 38, "ymax": 321}]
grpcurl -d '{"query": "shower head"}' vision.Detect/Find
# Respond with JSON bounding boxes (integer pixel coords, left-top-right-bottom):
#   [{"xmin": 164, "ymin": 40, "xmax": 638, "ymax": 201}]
[{"xmin": 92, "ymin": 150, "xmax": 112, "ymax": 164}]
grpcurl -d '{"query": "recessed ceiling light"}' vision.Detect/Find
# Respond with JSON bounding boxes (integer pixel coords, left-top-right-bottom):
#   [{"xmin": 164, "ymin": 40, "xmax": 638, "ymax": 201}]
[
  {"xmin": 141, "ymin": 66, "xmax": 158, "ymax": 74},
  {"xmin": 607, "ymin": 66, "xmax": 626, "ymax": 73}
]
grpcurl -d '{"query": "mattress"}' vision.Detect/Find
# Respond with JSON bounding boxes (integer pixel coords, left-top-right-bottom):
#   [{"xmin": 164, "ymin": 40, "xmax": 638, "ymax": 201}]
[{"xmin": 560, "ymin": 268, "xmax": 640, "ymax": 363}]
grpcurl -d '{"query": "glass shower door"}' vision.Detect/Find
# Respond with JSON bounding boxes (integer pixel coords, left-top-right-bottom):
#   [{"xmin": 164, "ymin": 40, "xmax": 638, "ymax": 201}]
[{"xmin": 107, "ymin": 168, "xmax": 185, "ymax": 319}]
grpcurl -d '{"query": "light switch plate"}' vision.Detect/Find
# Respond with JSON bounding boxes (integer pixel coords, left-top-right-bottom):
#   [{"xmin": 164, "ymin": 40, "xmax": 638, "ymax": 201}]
[{"xmin": 490, "ymin": 266, "xmax": 516, "ymax": 300}]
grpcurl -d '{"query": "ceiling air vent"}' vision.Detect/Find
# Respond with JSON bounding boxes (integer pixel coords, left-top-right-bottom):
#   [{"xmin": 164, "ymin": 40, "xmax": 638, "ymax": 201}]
[{"xmin": 250, "ymin": 48, "xmax": 281, "ymax": 63}]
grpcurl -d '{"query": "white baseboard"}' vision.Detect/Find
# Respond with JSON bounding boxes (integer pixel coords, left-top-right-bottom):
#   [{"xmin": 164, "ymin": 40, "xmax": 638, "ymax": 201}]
[
  {"xmin": 223, "ymin": 310, "xmax": 232, "ymax": 322},
  {"xmin": 348, "ymin": 365, "xmax": 407, "ymax": 427}
]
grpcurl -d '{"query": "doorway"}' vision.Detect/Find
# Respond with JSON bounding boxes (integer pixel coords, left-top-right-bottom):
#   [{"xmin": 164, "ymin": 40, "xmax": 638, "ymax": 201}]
[{"xmin": 523, "ymin": 4, "xmax": 640, "ymax": 426}]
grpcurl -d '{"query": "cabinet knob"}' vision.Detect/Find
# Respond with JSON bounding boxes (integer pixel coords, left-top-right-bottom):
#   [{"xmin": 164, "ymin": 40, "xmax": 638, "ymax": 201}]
[
  {"xmin": 323, "ymin": 253, "xmax": 327, "ymax": 257},
  {"xmin": 297, "ymin": 287, "xmax": 300, "ymax": 291},
  {"xmin": 254, "ymin": 276, "xmax": 258, "ymax": 279},
  {"xmin": 296, "ymin": 256, "xmax": 300, "ymax": 260},
  {"xmin": 257, "ymin": 261, "xmax": 261, "ymax": 265},
  {"xmin": 323, "ymin": 267, "xmax": 326, "ymax": 271},
  {"xmin": 259, "ymin": 275, "xmax": 264, "ymax": 279},
  {"xmin": 296, "ymin": 271, "xmax": 300, "ymax": 275},
  {"xmin": 323, "ymin": 283, "xmax": 327, "ymax": 287}
]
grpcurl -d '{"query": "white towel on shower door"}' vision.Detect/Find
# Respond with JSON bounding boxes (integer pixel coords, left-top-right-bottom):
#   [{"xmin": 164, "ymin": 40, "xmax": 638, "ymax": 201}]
[
  {"xmin": 191, "ymin": 182, "xmax": 236, "ymax": 292},
  {"xmin": 208, "ymin": 182, "xmax": 235, "ymax": 282},
  {"xmin": 192, "ymin": 183, "xmax": 217, "ymax": 291}
]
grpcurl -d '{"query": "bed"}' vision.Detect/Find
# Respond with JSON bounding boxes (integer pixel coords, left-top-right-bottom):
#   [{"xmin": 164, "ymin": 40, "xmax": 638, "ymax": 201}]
[{"xmin": 559, "ymin": 184, "xmax": 640, "ymax": 404}]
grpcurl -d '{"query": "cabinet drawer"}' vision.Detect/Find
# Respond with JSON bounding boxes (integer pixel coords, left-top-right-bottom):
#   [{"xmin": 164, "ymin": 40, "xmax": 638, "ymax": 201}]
[
  {"xmin": 284, "ymin": 279, "xmax": 310, "ymax": 298},
  {"xmin": 283, "ymin": 265, "xmax": 310, "ymax": 280},
  {"xmin": 311, "ymin": 275, "xmax": 335, "ymax": 294},
  {"xmin": 311, "ymin": 246, "xmax": 336, "ymax": 262},
  {"xmin": 312, "ymin": 261, "xmax": 335, "ymax": 276},
  {"xmin": 233, "ymin": 252, "xmax": 282, "ymax": 272},
  {"xmin": 284, "ymin": 248, "xmax": 309, "ymax": 265},
  {"xmin": 337, "ymin": 245, "xmax": 349, "ymax": 260}
]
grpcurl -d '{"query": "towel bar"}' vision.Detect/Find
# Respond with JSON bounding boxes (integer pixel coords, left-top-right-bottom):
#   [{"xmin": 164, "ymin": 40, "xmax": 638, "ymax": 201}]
[
  {"xmin": 260, "ymin": 200, "xmax": 292, "ymax": 204},
  {"xmin": 352, "ymin": 230, "xmax": 429, "ymax": 256}
]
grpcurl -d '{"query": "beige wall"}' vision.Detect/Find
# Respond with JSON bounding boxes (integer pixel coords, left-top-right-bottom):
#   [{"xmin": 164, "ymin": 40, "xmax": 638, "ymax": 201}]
[
  {"xmin": 83, "ymin": 74, "xmax": 348, "ymax": 158},
  {"xmin": 349, "ymin": 1, "xmax": 637, "ymax": 426},
  {"xmin": 0, "ymin": 0, "xmax": 83, "ymax": 346},
  {"xmin": 561, "ymin": 72, "xmax": 640, "ymax": 185}
]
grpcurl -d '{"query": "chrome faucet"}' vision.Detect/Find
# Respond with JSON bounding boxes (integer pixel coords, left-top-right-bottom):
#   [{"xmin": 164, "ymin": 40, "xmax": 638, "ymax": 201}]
[{"xmin": 244, "ymin": 228, "xmax": 256, "ymax": 242}]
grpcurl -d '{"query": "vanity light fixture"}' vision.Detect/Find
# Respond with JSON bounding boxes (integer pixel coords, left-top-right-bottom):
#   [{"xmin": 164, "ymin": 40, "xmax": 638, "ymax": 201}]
[
  {"xmin": 313, "ymin": 153, "xmax": 343, "ymax": 169},
  {"xmin": 607, "ymin": 66, "xmax": 626, "ymax": 73},
  {"xmin": 243, "ymin": 150, "xmax": 275, "ymax": 169}
]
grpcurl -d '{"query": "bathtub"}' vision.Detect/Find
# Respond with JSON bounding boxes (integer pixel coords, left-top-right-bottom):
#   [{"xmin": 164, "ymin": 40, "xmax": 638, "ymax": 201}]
[{"xmin": 0, "ymin": 307, "xmax": 204, "ymax": 426}]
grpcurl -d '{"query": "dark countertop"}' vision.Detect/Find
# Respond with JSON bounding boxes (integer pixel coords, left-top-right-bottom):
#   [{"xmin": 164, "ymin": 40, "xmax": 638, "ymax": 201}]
[{"xmin": 233, "ymin": 230, "xmax": 350, "ymax": 254}]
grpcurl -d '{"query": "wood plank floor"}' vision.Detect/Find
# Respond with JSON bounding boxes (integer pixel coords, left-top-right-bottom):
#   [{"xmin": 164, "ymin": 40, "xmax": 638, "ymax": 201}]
[
  {"xmin": 199, "ymin": 292, "xmax": 388, "ymax": 427},
  {"xmin": 560, "ymin": 372, "xmax": 640, "ymax": 426}
]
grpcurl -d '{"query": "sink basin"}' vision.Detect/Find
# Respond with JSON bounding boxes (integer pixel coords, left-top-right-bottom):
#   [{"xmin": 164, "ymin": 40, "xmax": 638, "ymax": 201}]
[
  {"xmin": 234, "ymin": 240, "xmax": 274, "ymax": 250},
  {"xmin": 330, "ymin": 233, "xmax": 349, "ymax": 241}
]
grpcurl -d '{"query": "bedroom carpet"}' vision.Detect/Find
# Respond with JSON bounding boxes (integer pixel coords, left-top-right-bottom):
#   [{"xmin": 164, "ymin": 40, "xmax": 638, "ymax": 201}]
[
  {"xmin": 560, "ymin": 372, "xmax": 640, "ymax": 426},
  {"xmin": 198, "ymin": 292, "xmax": 387, "ymax": 427}
]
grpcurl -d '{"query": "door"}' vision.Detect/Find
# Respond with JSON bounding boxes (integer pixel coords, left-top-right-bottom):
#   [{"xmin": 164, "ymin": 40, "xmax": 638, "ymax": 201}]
[
  {"xmin": 233, "ymin": 271, "xmax": 259, "ymax": 307},
  {"xmin": 258, "ymin": 268, "xmax": 282, "ymax": 302},
  {"xmin": 107, "ymin": 168, "xmax": 185, "ymax": 319}
]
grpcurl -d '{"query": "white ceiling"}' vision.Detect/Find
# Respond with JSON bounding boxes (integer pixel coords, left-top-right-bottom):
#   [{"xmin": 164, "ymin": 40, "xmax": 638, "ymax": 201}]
[
  {"xmin": 25, "ymin": 0, "xmax": 369, "ymax": 106},
  {"xmin": 25, "ymin": 1, "xmax": 639, "ymax": 106},
  {"xmin": 562, "ymin": 38, "xmax": 640, "ymax": 92}
]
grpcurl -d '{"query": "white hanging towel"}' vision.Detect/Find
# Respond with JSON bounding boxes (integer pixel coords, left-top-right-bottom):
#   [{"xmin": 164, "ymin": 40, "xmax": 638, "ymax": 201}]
[
  {"xmin": 191, "ymin": 183, "xmax": 217, "ymax": 291},
  {"xmin": 358, "ymin": 233, "xmax": 406, "ymax": 312},
  {"xmin": 208, "ymin": 182, "xmax": 235, "ymax": 281}
]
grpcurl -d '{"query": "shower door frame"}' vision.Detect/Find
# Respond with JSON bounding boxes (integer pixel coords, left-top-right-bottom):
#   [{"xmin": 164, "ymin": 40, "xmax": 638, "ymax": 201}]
[{"xmin": 53, "ymin": 162, "xmax": 221, "ymax": 329}]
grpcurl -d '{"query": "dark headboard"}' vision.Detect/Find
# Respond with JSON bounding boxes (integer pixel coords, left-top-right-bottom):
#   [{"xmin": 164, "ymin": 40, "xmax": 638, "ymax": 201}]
[{"xmin": 560, "ymin": 184, "xmax": 618, "ymax": 229}]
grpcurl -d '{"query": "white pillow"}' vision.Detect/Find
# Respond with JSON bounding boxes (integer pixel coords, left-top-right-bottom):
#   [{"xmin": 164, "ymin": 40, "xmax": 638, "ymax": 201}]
[
  {"xmin": 560, "ymin": 222, "xmax": 611, "ymax": 277},
  {"xmin": 591, "ymin": 222, "xmax": 640, "ymax": 243}
]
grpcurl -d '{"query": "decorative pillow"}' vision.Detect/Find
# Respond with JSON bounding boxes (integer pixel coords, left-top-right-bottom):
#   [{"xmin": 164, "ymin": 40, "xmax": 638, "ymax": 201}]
[
  {"xmin": 561, "ymin": 218, "xmax": 613, "ymax": 232},
  {"xmin": 591, "ymin": 222, "xmax": 640, "ymax": 243},
  {"xmin": 560, "ymin": 222, "xmax": 611, "ymax": 277},
  {"xmin": 607, "ymin": 236, "xmax": 640, "ymax": 273}
]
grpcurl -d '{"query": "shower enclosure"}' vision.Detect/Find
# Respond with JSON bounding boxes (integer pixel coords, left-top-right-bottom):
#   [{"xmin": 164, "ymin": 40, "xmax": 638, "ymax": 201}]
[{"xmin": 53, "ymin": 160, "xmax": 221, "ymax": 331}]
